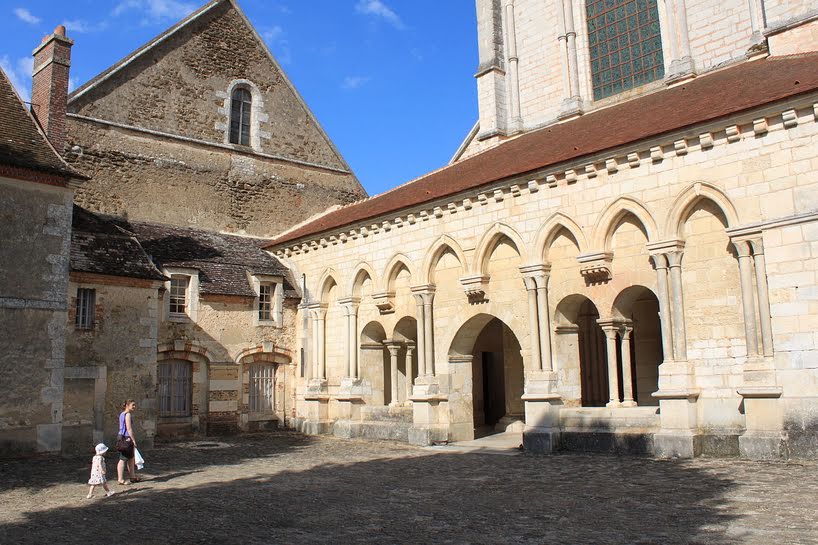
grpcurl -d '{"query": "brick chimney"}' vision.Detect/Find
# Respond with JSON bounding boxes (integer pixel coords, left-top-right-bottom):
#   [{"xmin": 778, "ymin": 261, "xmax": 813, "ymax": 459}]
[{"xmin": 31, "ymin": 25, "xmax": 73, "ymax": 154}]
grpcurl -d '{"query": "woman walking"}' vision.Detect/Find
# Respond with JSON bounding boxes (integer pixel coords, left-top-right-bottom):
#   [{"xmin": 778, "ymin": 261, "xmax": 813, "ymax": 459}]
[{"xmin": 116, "ymin": 399, "xmax": 140, "ymax": 485}]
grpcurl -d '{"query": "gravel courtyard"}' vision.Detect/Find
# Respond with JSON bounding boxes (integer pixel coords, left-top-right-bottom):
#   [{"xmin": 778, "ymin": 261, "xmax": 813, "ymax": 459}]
[{"xmin": 0, "ymin": 432, "xmax": 816, "ymax": 544}]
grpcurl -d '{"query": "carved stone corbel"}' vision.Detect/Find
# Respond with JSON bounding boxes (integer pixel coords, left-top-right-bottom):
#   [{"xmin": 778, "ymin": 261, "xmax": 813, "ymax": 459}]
[
  {"xmin": 459, "ymin": 274, "xmax": 490, "ymax": 304},
  {"xmin": 371, "ymin": 291, "xmax": 395, "ymax": 314},
  {"xmin": 577, "ymin": 251, "xmax": 613, "ymax": 284}
]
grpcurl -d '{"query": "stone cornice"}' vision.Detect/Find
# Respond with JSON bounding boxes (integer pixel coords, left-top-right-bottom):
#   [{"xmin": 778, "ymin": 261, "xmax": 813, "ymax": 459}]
[{"xmin": 273, "ymin": 97, "xmax": 818, "ymax": 258}]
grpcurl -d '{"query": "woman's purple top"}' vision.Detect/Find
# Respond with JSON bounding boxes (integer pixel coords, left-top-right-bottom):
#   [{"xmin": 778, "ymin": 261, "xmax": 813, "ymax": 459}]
[{"xmin": 118, "ymin": 411, "xmax": 129, "ymax": 437}]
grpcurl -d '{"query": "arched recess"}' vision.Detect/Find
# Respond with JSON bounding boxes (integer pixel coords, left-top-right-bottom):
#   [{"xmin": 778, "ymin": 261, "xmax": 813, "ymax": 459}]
[
  {"xmin": 157, "ymin": 342, "xmax": 210, "ymax": 437},
  {"xmin": 390, "ymin": 316, "xmax": 419, "ymax": 405},
  {"xmin": 533, "ymin": 213, "xmax": 588, "ymax": 263},
  {"xmin": 348, "ymin": 262, "xmax": 378, "ymax": 298},
  {"xmin": 594, "ymin": 197, "xmax": 659, "ymax": 251},
  {"xmin": 665, "ymin": 182, "xmax": 739, "ymax": 240},
  {"xmin": 316, "ymin": 269, "xmax": 340, "ymax": 304},
  {"xmin": 237, "ymin": 348, "xmax": 291, "ymax": 426},
  {"xmin": 422, "ymin": 235, "xmax": 467, "ymax": 284},
  {"xmin": 611, "ymin": 286, "xmax": 662, "ymax": 406},
  {"xmin": 554, "ymin": 295, "xmax": 608, "ymax": 407},
  {"xmin": 472, "ymin": 222, "xmax": 529, "ymax": 275},
  {"xmin": 447, "ymin": 313, "xmax": 525, "ymax": 440},
  {"xmin": 359, "ymin": 321, "xmax": 389, "ymax": 406},
  {"xmin": 383, "ymin": 254, "xmax": 416, "ymax": 293}
]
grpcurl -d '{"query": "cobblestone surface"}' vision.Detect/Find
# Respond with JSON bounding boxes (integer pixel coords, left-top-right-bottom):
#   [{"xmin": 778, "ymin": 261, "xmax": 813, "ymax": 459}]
[{"xmin": 1, "ymin": 432, "xmax": 817, "ymax": 544}]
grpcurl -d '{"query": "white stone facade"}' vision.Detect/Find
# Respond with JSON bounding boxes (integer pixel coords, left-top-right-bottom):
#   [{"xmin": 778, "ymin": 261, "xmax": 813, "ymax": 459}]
[
  {"xmin": 459, "ymin": 0, "xmax": 818, "ymax": 160},
  {"xmin": 273, "ymin": 83, "xmax": 818, "ymax": 458}
]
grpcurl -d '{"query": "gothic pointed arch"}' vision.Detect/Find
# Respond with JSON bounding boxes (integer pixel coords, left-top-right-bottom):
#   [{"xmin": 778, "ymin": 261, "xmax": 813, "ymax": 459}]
[
  {"xmin": 316, "ymin": 268, "xmax": 340, "ymax": 304},
  {"xmin": 666, "ymin": 182, "xmax": 739, "ymax": 239},
  {"xmin": 422, "ymin": 235, "xmax": 468, "ymax": 284},
  {"xmin": 383, "ymin": 254, "xmax": 416, "ymax": 292},
  {"xmin": 472, "ymin": 222, "xmax": 528, "ymax": 275},
  {"xmin": 594, "ymin": 197, "xmax": 659, "ymax": 251},
  {"xmin": 533, "ymin": 212, "xmax": 588, "ymax": 263},
  {"xmin": 347, "ymin": 262, "xmax": 379, "ymax": 297}
]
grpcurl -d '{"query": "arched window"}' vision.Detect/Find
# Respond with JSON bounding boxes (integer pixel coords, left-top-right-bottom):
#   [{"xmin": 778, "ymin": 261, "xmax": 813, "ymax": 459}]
[
  {"xmin": 229, "ymin": 87, "xmax": 252, "ymax": 146},
  {"xmin": 586, "ymin": 0, "xmax": 664, "ymax": 100}
]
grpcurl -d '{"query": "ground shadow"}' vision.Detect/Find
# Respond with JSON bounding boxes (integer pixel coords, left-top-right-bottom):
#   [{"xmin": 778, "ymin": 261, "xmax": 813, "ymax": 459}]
[{"xmin": 0, "ymin": 435, "xmax": 762, "ymax": 545}]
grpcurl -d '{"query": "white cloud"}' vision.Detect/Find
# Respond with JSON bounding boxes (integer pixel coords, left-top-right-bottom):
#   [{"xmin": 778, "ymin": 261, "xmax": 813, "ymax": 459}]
[
  {"xmin": 0, "ymin": 56, "xmax": 33, "ymax": 103},
  {"xmin": 113, "ymin": 0, "xmax": 196, "ymax": 23},
  {"xmin": 61, "ymin": 17, "xmax": 110, "ymax": 34},
  {"xmin": 14, "ymin": 7, "xmax": 41, "ymax": 25},
  {"xmin": 355, "ymin": 0, "xmax": 405, "ymax": 29},
  {"xmin": 262, "ymin": 25, "xmax": 292, "ymax": 65},
  {"xmin": 341, "ymin": 76, "xmax": 370, "ymax": 90}
]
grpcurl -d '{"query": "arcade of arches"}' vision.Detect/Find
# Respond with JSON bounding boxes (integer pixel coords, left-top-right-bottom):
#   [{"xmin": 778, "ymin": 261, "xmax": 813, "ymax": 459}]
[{"xmin": 283, "ymin": 172, "xmax": 815, "ymax": 460}]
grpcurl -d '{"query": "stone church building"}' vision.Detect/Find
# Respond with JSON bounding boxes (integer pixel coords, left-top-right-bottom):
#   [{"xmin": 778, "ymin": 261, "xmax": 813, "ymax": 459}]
[{"xmin": 1, "ymin": 0, "xmax": 817, "ymax": 460}]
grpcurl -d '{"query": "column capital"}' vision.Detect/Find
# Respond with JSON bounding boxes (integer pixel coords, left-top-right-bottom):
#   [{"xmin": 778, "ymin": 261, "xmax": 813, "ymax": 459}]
[
  {"xmin": 337, "ymin": 296, "xmax": 361, "ymax": 313},
  {"xmin": 596, "ymin": 319, "xmax": 622, "ymax": 336},
  {"xmin": 519, "ymin": 262, "xmax": 552, "ymax": 278},
  {"xmin": 646, "ymin": 239, "xmax": 685, "ymax": 255},
  {"xmin": 383, "ymin": 340, "xmax": 403, "ymax": 355},
  {"xmin": 411, "ymin": 284, "xmax": 436, "ymax": 296},
  {"xmin": 650, "ymin": 253, "xmax": 669, "ymax": 269},
  {"xmin": 618, "ymin": 321, "xmax": 634, "ymax": 336},
  {"xmin": 731, "ymin": 238, "xmax": 753, "ymax": 258}
]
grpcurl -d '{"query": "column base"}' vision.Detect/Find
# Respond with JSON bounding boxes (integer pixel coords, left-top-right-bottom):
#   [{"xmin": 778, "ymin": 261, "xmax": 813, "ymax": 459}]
[
  {"xmin": 665, "ymin": 57, "xmax": 696, "ymax": 84},
  {"xmin": 739, "ymin": 431, "xmax": 784, "ymax": 460},
  {"xmin": 621, "ymin": 400, "xmax": 637, "ymax": 408},
  {"xmin": 654, "ymin": 431, "xmax": 702, "ymax": 458},
  {"xmin": 606, "ymin": 400, "xmax": 622, "ymax": 408}
]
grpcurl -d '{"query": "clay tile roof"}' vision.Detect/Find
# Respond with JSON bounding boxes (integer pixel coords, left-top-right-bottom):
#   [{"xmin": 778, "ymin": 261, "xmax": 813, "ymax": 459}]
[
  {"xmin": 0, "ymin": 67, "xmax": 85, "ymax": 180},
  {"xmin": 266, "ymin": 53, "xmax": 818, "ymax": 248},
  {"xmin": 71, "ymin": 207, "xmax": 167, "ymax": 281},
  {"xmin": 118, "ymin": 221, "xmax": 294, "ymax": 297}
]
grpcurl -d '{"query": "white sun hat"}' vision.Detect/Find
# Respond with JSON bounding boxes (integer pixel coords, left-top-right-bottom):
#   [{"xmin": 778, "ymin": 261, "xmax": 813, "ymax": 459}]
[{"xmin": 95, "ymin": 443, "xmax": 109, "ymax": 455}]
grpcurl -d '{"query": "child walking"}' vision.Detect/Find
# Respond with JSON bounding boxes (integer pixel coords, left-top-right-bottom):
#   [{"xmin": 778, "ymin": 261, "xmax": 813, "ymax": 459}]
[{"xmin": 87, "ymin": 443, "xmax": 114, "ymax": 499}]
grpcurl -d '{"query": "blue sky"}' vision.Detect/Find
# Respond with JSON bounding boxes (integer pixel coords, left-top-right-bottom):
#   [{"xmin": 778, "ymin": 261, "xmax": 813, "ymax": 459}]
[{"xmin": 0, "ymin": 0, "xmax": 478, "ymax": 196}]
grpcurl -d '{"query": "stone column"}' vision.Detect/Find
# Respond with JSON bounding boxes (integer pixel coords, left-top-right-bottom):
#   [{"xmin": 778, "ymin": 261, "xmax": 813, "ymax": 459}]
[
  {"xmin": 503, "ymin": 0, "xmax": 522, "ymax": 132},
  {"xmin": 315, "ymin": 307, "xmax": 327, "ymax": 380},
  {"xmin": 338, "ymin": 297, "xmax": 361, "ymax": 379},
  {"xmin": 413, "ymin": 293, "xmax": 427, "ymax": 378},
  {"xmin": 535, "ymin": 273, "xmax": 553, "ymax": 372},
  {"xmin": 667, "ymin": 250, "xmax": 688, "ymax": 361},
  {"xmin": 747, "ymin": 0, "xmax": 767, "ymax": 45},
  {"xmin": 599, "ymin": 322, "xmax": 621, "ymax": 408},
  {"xmin": 733, "ymin": 239, "xmax": 760, "ymax": 358},
  {"xmin": 750, "ymin": 238, "xmax": 773, "ymax": 357},
  {"xmin": 650, "ymin": 253, "xmax": 675, "ymax": 363},
  {"xmin": 665, "ymin": 0, "xmax": 696, "ymax": 80},
  {"xmin": 385, "ymin": 342, "xmax": 401, "ymax": 406},
  {"xmin": 557, "ymin": 0, "xmax": 583, "ymax": 117},
  {"xmin": 405, "ymin": 343, "xmax": 415, "ymax": 405},
  {"xmin": 620, "ymin": 324, "xmax": 636, "ymax": 407},
  {"xmin": 522, "ymin": 276, "xmax": 542, "ymax": 371},
  {"xmin": 412, "ymin": 287, "xmax": 436, "ymax": 376}
]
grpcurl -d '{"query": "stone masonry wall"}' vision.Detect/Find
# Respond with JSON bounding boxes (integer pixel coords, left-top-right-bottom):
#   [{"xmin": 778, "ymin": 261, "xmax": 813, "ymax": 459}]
[
  {"xmin": 0, "ymin": 177, "xmax": 73, "ymax": 457},
  {"xmin": 64, "ymin": 278, "xmax": 160, "ymax": 454},
  {"xmin": 66, "ymin": 120, "xmax": 364, "ymax": 237}
]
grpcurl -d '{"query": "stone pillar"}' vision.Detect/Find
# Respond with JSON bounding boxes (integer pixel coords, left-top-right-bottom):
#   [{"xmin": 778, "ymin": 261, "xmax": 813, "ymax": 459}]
[
  {"xmin": 620, "ymin": 324, "xmax": 636, "ymax": 407},
  {"xmin": 338, "ymin": 297, "xmax": 361, "ymax": 379},
  {"xmin": 316, "ymin": 307, "xmax": 327, "ymax": 380},
  {"xmin": 650, "ymin": 253, "xmax": 675, "ymax": 363},
  {"xmin": 599, "ymin": 322, "xmax": 621, "ymax": 408},
  {"xmin": 667, "ymin": 250, "xmax": 688, "ymax": 362},
  {"xmin": 522, "ymin": 276, "xmax": 542, "ymax": 371},
  {"xmin": 747, "ymin": 0, "xmax": 767, "ymax": 45},
  {"xmin": 474, "ymin": 0, "xmax": 508, "ymax": 140},
  {"xmin": 385, "ymin": 342, "xmax": 401, "ymax": 406},
  {"xmin": 733, "ymin": 239, "xmax": 760, "ymax": 359},
  {"xmin": 535, "ymin": 274, "xmax": 553, "ymax": 372},
  {"xmin": 405, "ymin": 343, "xmax": 415, "ymax": 405},
  {"xmin": 557, "ymin": 0, "xmax": 583, "ymax": 117},
  {"xmin": 413, "ymin": 293, "xmax": 427, "ymax": 378},
  {"xmin": 503, "ymin": 0, "xmax": 522, "ymax": 133},
  {"xmin": 750, "ymin": 239, "xmax": 773, "ymax": 357},
  {"xmin": 665, "ymin": 0, "xmax": 696, "ymax": 81},
  {"xmin": 412, "ymin": 285, "xmax": 436, "ymax": 376}
]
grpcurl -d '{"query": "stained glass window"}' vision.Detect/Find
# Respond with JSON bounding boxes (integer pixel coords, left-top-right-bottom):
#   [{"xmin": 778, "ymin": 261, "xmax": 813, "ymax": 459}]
[{"xmin": 586, "ymin": 0, "xmax": 664, "ymax": 100}]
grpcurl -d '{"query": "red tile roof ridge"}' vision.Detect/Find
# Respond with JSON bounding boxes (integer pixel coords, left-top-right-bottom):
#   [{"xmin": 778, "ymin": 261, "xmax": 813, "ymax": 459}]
[{"xmin": 266, "ymin": 52, "xmax": 818, "ymax": 249}]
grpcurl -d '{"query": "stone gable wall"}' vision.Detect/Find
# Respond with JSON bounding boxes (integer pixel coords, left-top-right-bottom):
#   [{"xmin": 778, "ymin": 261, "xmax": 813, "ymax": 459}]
[
  {"xmin": 69, "ymin": 2, "xmax": 347, "ymax": 171},
  {"xmin": 66, "ymin": 120, "xmax": 364, "ymax": 237}
]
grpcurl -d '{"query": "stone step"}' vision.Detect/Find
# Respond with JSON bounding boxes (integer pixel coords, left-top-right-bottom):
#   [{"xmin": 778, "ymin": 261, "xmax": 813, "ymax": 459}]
[{"xmin": 360, "ymin": 405, "xmax": 414, "ymax": 423}]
